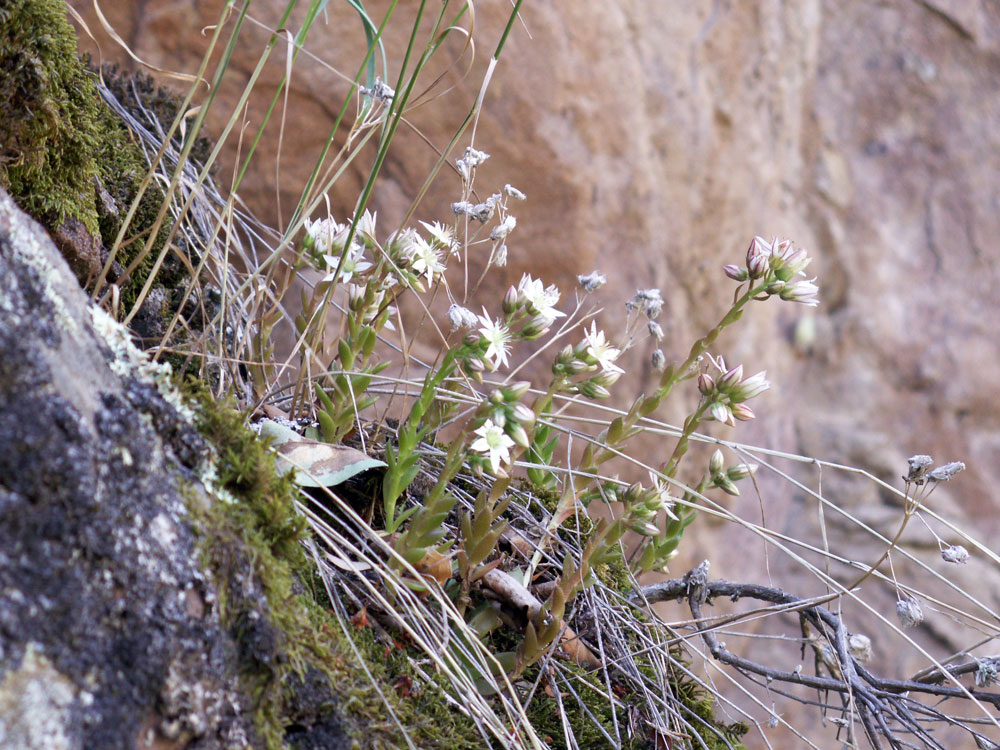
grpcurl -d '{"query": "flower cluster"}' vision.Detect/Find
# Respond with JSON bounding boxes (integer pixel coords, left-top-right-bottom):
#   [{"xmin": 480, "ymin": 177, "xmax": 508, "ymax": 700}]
[
  {"xmin": 468, "ymin": 382, "xmax": 535, "ymax": 477},
  {"xmin": 697, "ymin": 355, "xmax": 770, "ymax": 426},
  {"xmin": 548, "ymin": 321, "xmax": 625, "ymax": 400},
  {"xmin": 458, "ymin": 273, "xmax": 566, "ymax": 378},
  {"xmin": 724, "ymin": 236, "xmax": 819, "ymax": 306}
]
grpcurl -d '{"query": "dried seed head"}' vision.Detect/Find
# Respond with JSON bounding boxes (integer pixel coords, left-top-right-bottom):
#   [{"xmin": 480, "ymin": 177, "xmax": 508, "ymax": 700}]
[
  {"xmin": 941, "ymin": 544, "xmax": 970, "ymax": 564},
  {"xmin": 896, "ymin": 598, "xmax": 924, "ymax": 629},
  {"xmin": 648, "ymin": 321, "xmax": 664, "ymax": 340},
  {"xmin": 447, "ymin": 303, "xmax": 478, "ymax": 331},
  {"xmin": 975, "ymin": 658, "xmax": 1000, "ymax": 688},
  {"xmin": 905, "ymin": 454, "xmax": 933, "ymax": 482},
  {"xmin": 577, "ymin": 270, "xmax": 607, "ymax": 291},
  {"xmin": 848, "ymin": 633, "xmax": 873, "ymax": 663},
  {"xmin": 504, "ymin": 184, "xmax": 526, "ymax": 200},
  {"xmin": 651, "ymin": 349, "xmax": 666, "ymax": 372},
  {"xmin": 927, "ymin": 461, "xmax": 965, "ymax": 482}
]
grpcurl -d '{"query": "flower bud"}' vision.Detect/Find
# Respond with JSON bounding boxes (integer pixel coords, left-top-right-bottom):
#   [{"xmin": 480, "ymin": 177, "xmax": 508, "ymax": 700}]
[
  {"xmin": 709, "ymin": 449, "xmax": 725, "ymax": 475},
  {"xmin": 697, "ymin": 373, "xmax": 716, "ymax": 396},
  {"xmin": 520, "ymin": 312, "xmax": 555, "ymax": 340},
  {"xmin": 463, "ymin": 331, "xmax": 482, "ymax": 347},
  {"xmin": 727, "ymin": 463, "xmax": 757, "ymax": 481},
  {"xmin": 557, "ymin": 344, "xmax": 575, "ymax": 364},
  {"xmin": 747, "ymin": 252, "xmax": 770, "ymax": 280},
  {"xmin": 591, "ymin": 369, "xmax": 622, "ymax": 388},
  {"xmin": 629, "ymin": 520, "xmax": 663, "ymax": 537},
  {"xmin": 905, "ymin": 454, "xmax": 933, "ymax": 483},
  {"xmin": 512, "ymin": 403, "xmax": 536, "ymax": 427},
  {"xmin": 567, "ymin": 360, "xmax": 593, "ymax": 376},
  {"xmin": 716, "ymin": 476, "xmax": 740, "ymax": 496},
  {"xmin": 723, "ymin": 263, "xmax": 749, "ymax": 282},
  {"xmin": 489, "ymin": 389, "xmax": 505, "ymax": 405},
  {"xmin": 506, "ymin": 423, "xmax": 531, "ymax": 449},
  {"xmin": 772, "ymin": 247, "xmax": 811, "ymax": 281},
  {"xmin": 578, "ymin": 380, "xmax": 611, "ymax": 400},
  {"xmin": 718, "ymin": 364, "xmax": 744, "ymax": 391},
  {"xmin": 709, "ymin": 402, "xmax": 734, "ymax": 426},
  {"xmin": 730, "ymin": 371, "xmax": 769, "ymax": 402},
  {"xmin": 731, "ymin": 403, "xmax": 756, "ymax": 421},
  {"xmin": 765, "ymin": 280, "xmax": 786, "ymax": 295},
  {"xmin": 503, "ymin": 285, "xmax": 520, "ymax": 315},
  {"xmin": 504, "ymin": 381, "xmax": 531, "ymax": 401},
  {"xmin": 348, "ymin": 284, "xmax": 366, "ymax": 311}
]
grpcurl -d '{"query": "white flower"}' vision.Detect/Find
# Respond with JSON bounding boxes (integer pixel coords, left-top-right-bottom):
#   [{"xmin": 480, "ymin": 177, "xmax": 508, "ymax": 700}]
[
  {"xmin": 409, "ymin": 236, "xmax": 445, "ymax": 286},
  {"xmin": 305, "ymin": 216, "xmax": 348, "ymax": 256},
  {"xmin": 583, "ymin": 322, "xmax": 624, "ymax": 374},
  {"xmin": 518, "ymin": 274, "xmax": 566, "ymax": 320},
  {"xmin": 470, "ymin": 419, "xmax": 515, "ymax": 473},
  {"xmin": 322, "ymin": 244, "xmax": 372, "ymax": 284},
  {"xmin": 477, "ymin": 309, "xmax": 511, "ymax": 371},
  {"xmin": 419, "ymin": 220, "xmax": 458, "ymax": 255},
  {"xmin": 352, "ymin": 209, "xmax": 378, "ymax": 243}
]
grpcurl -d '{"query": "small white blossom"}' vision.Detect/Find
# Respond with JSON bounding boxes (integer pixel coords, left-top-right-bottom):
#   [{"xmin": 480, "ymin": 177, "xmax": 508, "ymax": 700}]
[
  {"xmin": 419, "ymin": 220, "xmax": 457, "ymax": 254},
  {"xmin": 583, "ymin": 322, "xmax": 624, "ymax": 375},
  {"xmin": 352, "ymin": 209, "xmax": 378, "ymax": 242},
  {"xmin": 322, "ymin": 244, "xmax": 372, "ymax": 284},
  {"xmin": 408, "ymin": 236, "xmax": 445, "ymax": 286},
  {"xmin": 305, "ymin": 216, "xmax": 348, "ymax": 256},
  {"xmin": 470, "ymin": 418, "xmax": 515, "ymax": 473},
  {"xmin": 518, "ymin": 274, "xmax": 566, "ymax": 320},
  {"xmin": 477, "ymin": 309, "xmax": 512, "ymax": 371}
]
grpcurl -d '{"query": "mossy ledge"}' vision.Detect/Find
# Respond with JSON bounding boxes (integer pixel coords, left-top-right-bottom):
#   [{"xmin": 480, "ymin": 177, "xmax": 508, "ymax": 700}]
[{"xmin": 188, "ymin": 386, "xmax": 486, "ymax": 749}]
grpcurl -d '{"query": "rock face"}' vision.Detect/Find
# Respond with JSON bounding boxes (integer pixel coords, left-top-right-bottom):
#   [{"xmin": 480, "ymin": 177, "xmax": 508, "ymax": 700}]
[
  {"xmin": 0, "ymin": 188, "xmax": 355, "ymax": 750},
  {"xmin": 0, "ymin": 188, "xmax": 249, "ymax": 748}
]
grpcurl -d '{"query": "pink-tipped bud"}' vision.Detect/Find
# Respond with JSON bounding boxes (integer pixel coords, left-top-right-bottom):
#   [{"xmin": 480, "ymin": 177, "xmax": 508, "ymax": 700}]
[
  {"xmin": 709, "ymin": 401, "xmax": 734, "ymax": 425},
  {"xmin": 718, "ymin": 364, "xmax": 744, "ymax": 391},
  {"xmin": 747, "ymin": 253, "xmax": 768, "ymax": 279},
  {"xmin": 730, "ymin": 371, "xmax": 770, "ymax": 402},
  {"xmin": 697, "ymin": 373, "xmax": 716, "ymax": 396},
  {"xmin": 723, "ymin": 264, "xmax": 749, "ymax": 282},
  {"xmin": 503, "ymin": 285, "xmax": 520, "ymax": 315},
  {"xmin": 731, "ymin": 403, "xmax": 756, "ymax": 421}
]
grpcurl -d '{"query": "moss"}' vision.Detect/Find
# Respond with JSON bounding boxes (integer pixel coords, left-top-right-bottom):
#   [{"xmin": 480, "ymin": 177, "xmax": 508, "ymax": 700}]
[
  {"xmin": 0, "ymin": 0, "xmax": 170, "ymax": 307},
  {"xmin": 527, "ymin": 482, "xmax": 632, "ymax": 593},
  {"xmin": 187, "ymin": 386, "xmax": 488, "ymax": 748}
]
